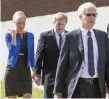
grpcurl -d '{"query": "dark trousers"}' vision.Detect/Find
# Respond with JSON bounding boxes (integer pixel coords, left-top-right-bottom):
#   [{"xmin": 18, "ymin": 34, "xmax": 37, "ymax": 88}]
[
  {"xmin": 44, "ymin": 85, "xmax": 67, "ymax": 98},
  {"xmin": 72, "ymin": 78, "xmax": 101, "ymax": 98},
  {"xmin": 43, "ymin": 85, "xmax": 54, "ymax": 98}
]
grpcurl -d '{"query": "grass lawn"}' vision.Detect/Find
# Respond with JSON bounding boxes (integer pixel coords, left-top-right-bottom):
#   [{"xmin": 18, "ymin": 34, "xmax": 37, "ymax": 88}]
[{"xmin": 0, "ymin": 81, "xmax": 44, "ymax": 98}]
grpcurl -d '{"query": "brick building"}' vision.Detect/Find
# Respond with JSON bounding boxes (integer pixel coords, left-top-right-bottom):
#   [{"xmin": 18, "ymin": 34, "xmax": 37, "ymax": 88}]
[{"xmin": 1, "ymin": 0, "xmax": 109, "ymax": 21}]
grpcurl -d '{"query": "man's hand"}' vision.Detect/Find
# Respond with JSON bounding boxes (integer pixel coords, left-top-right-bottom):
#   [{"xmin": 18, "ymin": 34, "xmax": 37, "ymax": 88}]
[
  {"xmin": 106, "ymin": 88, "xmax": 109, "ymax": 94},
  {"xmin": 34, "ymin": 74, "xmax": 41, "ymax": 86},
  {"xmin": 54, "ymin": 93, "xmax": 62, "ymax": 99}
]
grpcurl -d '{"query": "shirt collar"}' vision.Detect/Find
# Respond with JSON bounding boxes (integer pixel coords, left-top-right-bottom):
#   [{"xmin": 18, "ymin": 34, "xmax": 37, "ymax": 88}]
[
  {"xmin": 54, "ymin": 29, "xmax": 65, "ymax": 36},
  {"xmin": 80, "ymin": 26, "xmax": 94, "ymax": 37}
]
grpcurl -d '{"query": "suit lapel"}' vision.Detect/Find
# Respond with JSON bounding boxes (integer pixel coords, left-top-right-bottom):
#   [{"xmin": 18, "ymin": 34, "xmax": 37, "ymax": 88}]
[
  {"xmin": 93, "ymin": 29, "xmax": 102, "ymax": 73},
  {"xmin": 51, "ymin": 30, "xmax": 59, "ymax": 52},
  {"xmin": 75, "ymin": 29, "xmax": 84, "ymax": 59}
]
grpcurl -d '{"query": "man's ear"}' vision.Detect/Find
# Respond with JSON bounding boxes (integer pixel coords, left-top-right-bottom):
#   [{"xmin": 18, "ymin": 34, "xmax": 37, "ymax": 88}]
[
  {"xmin": 53, "ymin": 21, "xmax": 55, "ymax": 24},
  {"xmin": 79, "ymin": 15, "xmax": 82, "ymax": 20},
  {"xmin": 53, "ymin": 19, "xmax": 56, "ymax": 25}
]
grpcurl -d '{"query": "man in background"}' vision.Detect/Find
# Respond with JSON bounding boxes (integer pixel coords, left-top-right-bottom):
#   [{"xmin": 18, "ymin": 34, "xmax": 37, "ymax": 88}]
[{"xmin": 35, "ymin": 12, "xmax": 68, "ymax": 98}]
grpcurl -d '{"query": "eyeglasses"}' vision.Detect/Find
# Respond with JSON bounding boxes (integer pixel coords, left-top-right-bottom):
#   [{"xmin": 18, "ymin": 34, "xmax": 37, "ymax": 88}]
[{"xmin": 84, "ymin": 13, "xmax": 98, "ymax": 17}]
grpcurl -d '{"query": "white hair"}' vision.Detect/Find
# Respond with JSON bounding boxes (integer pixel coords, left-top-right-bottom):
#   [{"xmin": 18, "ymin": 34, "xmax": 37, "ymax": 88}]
[
  {"xmin": 78, "ymin": 2, "xmax": 97, "ymax": 16},
  {"xmin": 53, "ymin": 12, "xmax": 68, "ymax": 22},
  {"xmin": 13, "ymin": 11, "xmax": 26, "ymax": 21}
]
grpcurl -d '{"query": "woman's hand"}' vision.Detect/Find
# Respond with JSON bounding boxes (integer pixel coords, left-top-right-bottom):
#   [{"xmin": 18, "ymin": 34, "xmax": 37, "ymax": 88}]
[
  {"xmin": 31, "ymin": 68, "xmax": 41, "ymax": 86},
  {"xmin": 30, "ymin": 67, "xmax": 36, "ymax": 80},
  {"xmin": 8, "ymin": 29, "xmax": 16, "ymax": 37},
  {"xmin": 8, "ymin": 29, "xmax": 17, "ymax": 45},
  {"xmin": 32, "ymin": 73, "xmax": 41, "ymax": 85},
  {"xmin": 34, "ymin": 74, "xmax": 41, "ymax": 86}
]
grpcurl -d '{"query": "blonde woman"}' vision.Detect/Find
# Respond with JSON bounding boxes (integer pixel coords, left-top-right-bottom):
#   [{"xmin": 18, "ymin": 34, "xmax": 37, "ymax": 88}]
[{"xmin": 4, "ymin": 11, "xmax": 35, "ymax": 98}]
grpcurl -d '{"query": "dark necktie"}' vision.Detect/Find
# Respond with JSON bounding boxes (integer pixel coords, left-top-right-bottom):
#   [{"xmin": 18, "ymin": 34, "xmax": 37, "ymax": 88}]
[
  {"xmin": 58, "ymin": 34, "xmax": 62, "ymax": 51},
  {"xmin": 87, "ymin": 31, "xmax": 95, "ymax": 77}
]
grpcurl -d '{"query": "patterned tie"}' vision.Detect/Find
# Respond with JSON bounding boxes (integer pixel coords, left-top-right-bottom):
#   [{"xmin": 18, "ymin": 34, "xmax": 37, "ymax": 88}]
[
  {"xmin": 87, "ymin": 31, "xmax": 95, "ymax": 77},
  {"xmin": 58, "ymin": 34, "xmax": 62, "ymax": 51}
]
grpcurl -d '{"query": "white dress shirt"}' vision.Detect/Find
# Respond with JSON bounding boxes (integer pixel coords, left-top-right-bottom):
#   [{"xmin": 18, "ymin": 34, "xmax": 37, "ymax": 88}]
[
  {"xmin": 80, "ymin": 27, "xmax": 98, "ymax": 78},
  {"xmin": 54, "ymin": 30, "xmax": 65, "ymax": 48}
]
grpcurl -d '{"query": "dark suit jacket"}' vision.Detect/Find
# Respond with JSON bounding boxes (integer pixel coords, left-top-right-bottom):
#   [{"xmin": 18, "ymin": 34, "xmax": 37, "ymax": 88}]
[
  {"xmin": 53, "ymin": 28, "xmax": 109, "ymax": 98},
  {"xmin": 35, "ymin": 29, "xmax": 68, "ymax": 86}
]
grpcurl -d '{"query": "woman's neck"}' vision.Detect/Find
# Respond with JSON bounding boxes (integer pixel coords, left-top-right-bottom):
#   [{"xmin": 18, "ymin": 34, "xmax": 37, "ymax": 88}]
[{"xmin": 16, "ymin": 30, "xmax": 25, "ymax": 34}]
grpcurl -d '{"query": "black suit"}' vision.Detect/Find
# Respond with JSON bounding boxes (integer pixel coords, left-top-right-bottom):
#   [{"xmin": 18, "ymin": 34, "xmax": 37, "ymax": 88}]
[
  {"xmin": 35, "ymin": 29, "xmax": 67, "ymax": 98},
  {"xmin": 53, "ymin": 28, "xmax": 109, "ymax": 98}
]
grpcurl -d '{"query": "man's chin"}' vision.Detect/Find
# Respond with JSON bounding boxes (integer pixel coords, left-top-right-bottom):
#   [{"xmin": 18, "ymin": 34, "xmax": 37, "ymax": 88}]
[{"xmin": 88, "ymin": 23, "xmax": 95, "ymax": 27}]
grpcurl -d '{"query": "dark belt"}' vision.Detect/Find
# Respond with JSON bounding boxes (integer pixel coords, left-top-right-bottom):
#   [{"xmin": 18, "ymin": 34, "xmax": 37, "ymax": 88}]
[{"xmin": 79, "ymin": 77, "xmax": 98, "ymax": 84}]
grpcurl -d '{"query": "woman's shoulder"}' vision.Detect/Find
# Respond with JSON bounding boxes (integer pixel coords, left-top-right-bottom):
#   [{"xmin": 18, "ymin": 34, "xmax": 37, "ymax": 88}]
[
  {"xmin": 26, "ymin": 31, "xmax": 34, "ymax": 40},
  {"xmin": 5, "ymin": 32, "xmax": 11, "ymax": 38},
  {"xmin": 26, "ymin": 31, "xmax": 34, "ymax": 36}
]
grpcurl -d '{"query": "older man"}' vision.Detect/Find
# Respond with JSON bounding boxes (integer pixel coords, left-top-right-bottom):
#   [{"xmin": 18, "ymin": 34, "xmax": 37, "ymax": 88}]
[
  {"xmin": 53, "ymin": 2, "xmax": 109, "ymax": 98},
  {"xmin": 35, "ymin": 12, "xmax": 68, "ymax": 98}
]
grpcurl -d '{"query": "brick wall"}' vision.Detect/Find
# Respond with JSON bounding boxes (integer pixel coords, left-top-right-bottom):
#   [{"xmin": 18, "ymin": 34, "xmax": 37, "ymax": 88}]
[{"xmin": 1, "ymin": 0, "xmax": 109, "ymax": 21}]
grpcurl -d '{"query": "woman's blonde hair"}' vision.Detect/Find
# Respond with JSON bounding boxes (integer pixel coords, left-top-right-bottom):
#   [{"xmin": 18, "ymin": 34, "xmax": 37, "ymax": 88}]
[{"xmin": 13, "ymin": 11, "xmax": 26, "ymax": 22}]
